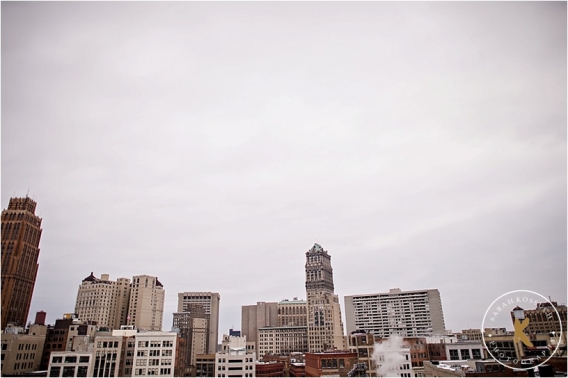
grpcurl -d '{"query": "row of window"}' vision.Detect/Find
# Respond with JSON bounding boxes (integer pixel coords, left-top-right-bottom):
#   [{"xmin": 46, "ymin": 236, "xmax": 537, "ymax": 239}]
[
  {"xmin": 51, "ymin": 356, "xmax": 91, "ymax": 364},
  {"xmin": 15, "ymin": 352, "xmax": 36, "ymax": 360},
  {"xmin": 137, "ymin": 340, "xmax": 173, "ymax": 348},
  {"xmin": 136, "ymin": 349, "xmax": 173, "ymax": 357},
  {"xmin": 135, "ymin": 358, "xmax": 172, "ymax": 366},
  {"xmin": 133, "ymin": 367, "xmax": 171, "ymax": 375},
  {"xmin": 49, "ymin": 366, "xmax": 89, "ymax": 377}
]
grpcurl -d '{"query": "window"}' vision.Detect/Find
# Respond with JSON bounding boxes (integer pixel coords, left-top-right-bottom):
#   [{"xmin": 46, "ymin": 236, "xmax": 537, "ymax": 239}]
[
  {"xmin": 460, "ymin": 349, "xmax": 471, "ymax": 360},
  {"xmin": 52, "ymin": 356, "xmax": 63, "ymax": 364},
  {"xmin": 138, "ymin": 341, "xmax": 149, "ymax": 348},
  {"xmin": 163, "ymin": 340, "xmax": 173, "ymax": 347},
  {"xmin": 62, "ymin": 366, "xmax": 76, "ymax": 377},
  {"xmin": 64, "ymin": 356, "xmax": 77, "ymax": 363},
  {"xmin": 1, "ymin": 344, "xmax": 7, "ymax": 350},
  {"xmin": 136, "ymin": 359, "xmax": 147, "ymax": 366},
  {"xmin": 148, "ymin": 368, "xmax": 159, "ymax": 375},
  {"xmin": 162, "ymin": 350, "xmax": 172, "ymax": 356},
  {"xmin": 49, "ymin": 367, "xmax": 61, "ymax": 377},
  {"xmin": 79, "ymin": 356, "xmax": 90, "ymax": 363},
  {"xmin": 472, "ymin": 349, "xmax": 482, "ymax": 359},
  {"xmin": 160, "ymin": 368, "xmax": 171, "ymax": 375},
  {"xmin": 449, "ymin": 350, "xmax": 459, "ymax": 360},
  {"xmin": 137, "ymin": 350, "xmax": 147, "ymax": 357},
  {"xmin": 149, "ymin": 350, "xmax": 160, "ymax": 356},
  {"xmin": 77, "ymin": 366, "xmax": 89, "ymax": 377},
  {"xmin": 161, "ymin": 359, "xmax": 172, "ymax": 366},
  {"xmin": 149, "ymin": 359, "xmax": 160, "ymax": 366}
]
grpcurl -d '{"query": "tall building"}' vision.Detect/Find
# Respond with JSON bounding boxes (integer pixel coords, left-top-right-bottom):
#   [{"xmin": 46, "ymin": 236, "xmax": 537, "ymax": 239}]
[
  {"xmin": 305, "ymin": 243, "xmax": 345, "ymax": 352},
  {"xmin": 241, "ymin": 301, "xmax": 278, "ymax": 352},
  {"xmin": 178, "ymin": 292, "xmax": 220, "ymax": 354},
  {"xmin": 74, "ymin": 273, "xmax": 131, "ymax": 330},
  {"xmin": 127, "ymin": 275, "xmax": 165, "ymax": 331},
  {"xmin": 1, "ymin": 196, "xmax": 43, "ymax": 329},
  {"xmin": 344, "ymin": 288, "xmax": 446, "ymax": 337},
  {"xmin": 173, "ymin": 304, "xmax": 208, "ymax": 375},
  {"xmin": 278, "ymin": 299, "xmax": 307, "ymax": 327}
]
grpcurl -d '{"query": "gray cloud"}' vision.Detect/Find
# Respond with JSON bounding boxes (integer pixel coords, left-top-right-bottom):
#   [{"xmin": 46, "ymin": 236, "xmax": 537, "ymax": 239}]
[{"xmin": 2, "ymin": 1, "xmax": 565, "ymax": 337}]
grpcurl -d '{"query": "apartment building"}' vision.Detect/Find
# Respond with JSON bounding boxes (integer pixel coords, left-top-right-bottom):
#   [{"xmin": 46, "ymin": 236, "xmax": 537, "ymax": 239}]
[
  {"xmin": 74, "ymin": 273, "xmax": 131, "ymax": 330},
  {"xmin": 128, "ymin": 275, "xmax": 165, "ymax": 331},
  {"xmin": 344, "ymin": 288, "xmax": 446, "ymax": 337}
]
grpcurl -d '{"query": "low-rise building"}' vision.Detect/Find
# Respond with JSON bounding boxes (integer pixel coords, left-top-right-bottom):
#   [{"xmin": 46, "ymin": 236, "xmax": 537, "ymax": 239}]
[
  {"xmin": 256, "ymin": 361, "xmax": 285, "ymax": 377},
  {"xmin": 1, "ymin": 324, "xmax": 46, "ymax": 376},
  {"xmin": 215, "ymin": 335, "xmax": 256, "ymax": 378},
  {"xmin": 47, "ymin": 351, "xmax": 93, "ymax": 377},
  {"xmin": 258, "ymin": 326, "xmax": 308, "ymax": 358},
  {"xmin": 195, "ymin": 353, "xmax": 216, "ymax": 377},
  {"xmin": 131, "ymin": 331, "xmax": 177, "ymax": 377},
  {"xmin": 304, "ymin": 351, "xmax": 358, "ymax": 377}
]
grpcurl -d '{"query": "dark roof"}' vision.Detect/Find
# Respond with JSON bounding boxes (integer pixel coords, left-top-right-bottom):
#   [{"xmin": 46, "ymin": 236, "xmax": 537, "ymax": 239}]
[
  {"xmin": 156, "ymin": 278, "xmax": 163, "ymax": 287},
  {"xmin": 82, "ymin": 272, "xmax": 97, "ymax": 282}
]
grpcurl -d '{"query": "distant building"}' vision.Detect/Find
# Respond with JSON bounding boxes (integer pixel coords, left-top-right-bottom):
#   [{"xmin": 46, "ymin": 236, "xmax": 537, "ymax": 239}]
[
  {"xmin": 215, "ymin": 335, "xmax": 256, "ymax": 378},
  {"xmin": 348, "ymin": 331, "xmax": 376, "ymax": 376},
  {"xmin": 47, "ymin": 351, "xmax": 93, "ymax": 377},
  {"xmin": 511, "ymin": 301, "xmax": 567, "ymax": 346},
  {"xmin": 90, "ymin": 335, "xmax": 123, "ymax": 377},
  {"xmin": 305, "ymin": 244, "xmax": 346, "ymax": 352},
  {"xmin": 131, "ymin": 331, "xmax": 177, "ymax": 377},
  {"xmin": 40, "ymin": 317, "xmax": 97, "ymax": 370},
  {"xmin": 278, "ymin": 299, "xmax": 307, "ymax": 327},
  {"xmin": 258, "ymin": 326, "xmax": 308, "ymax": 358},
  {"xmin": 1, "ymin": 324, "xmax": 46, "ymax": 376},
  {"xmin": 178, "ymin": 292, "xmax": 220, "ymax": 354},
  {"xmin": 172, "ymin": 306, "xmax": 208, "ymax": 375},
  {"xmin": 344, "ymin": 288, "xmax": 446, "ymax": 337},
  {"xmin": 74, "ymin": 273, "xmax": 131, "ymax": 330},
  {"xmin": 256, "ymin": 361, "xmax": 285, "ymax": 377},
  {"xmin": 241, "ymin": 302, "xmax": 278, "ymax": 352},
  {"xmin": 195, "ymin": 353, "xmax": 216, "ymax": 377},
  {"xmin": 127, "ymin": 275, "xmax": 165, "ymax": 331},
  {"xmin": 1, "ymin": 196, "xmax": 43, "ymax": 329},
  {"xmin": 304, "ymin": 351, "xmax": 358, "ymax": 377}
]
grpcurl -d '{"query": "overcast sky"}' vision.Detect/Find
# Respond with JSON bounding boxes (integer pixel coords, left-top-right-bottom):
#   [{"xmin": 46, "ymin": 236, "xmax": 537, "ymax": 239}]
[{"xmin": 2, "ymin": 2, "xmax": 566, "ymax": 339}]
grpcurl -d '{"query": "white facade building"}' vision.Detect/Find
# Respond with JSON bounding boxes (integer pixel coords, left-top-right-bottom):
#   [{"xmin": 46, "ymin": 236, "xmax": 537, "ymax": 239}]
[
  {"xmin": 345, "ymin": 288, "xmax": 446, "ymax": 337},
  {"xmin": 131, "ymin": 331, "xmax": 177, "ymax": 377},
  {"xmin": 47, "ymin": 351, "xmax": 93, "ymax": 377},
  {"xmin": 215, "ymin": 335, "xmax": 256, "ymax": 378}
]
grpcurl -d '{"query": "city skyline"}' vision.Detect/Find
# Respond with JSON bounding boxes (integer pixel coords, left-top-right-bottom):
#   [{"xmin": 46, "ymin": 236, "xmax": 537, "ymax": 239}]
[{"xmin": 2, "ymin": 1, "xmax": 566, "ymax": 342}]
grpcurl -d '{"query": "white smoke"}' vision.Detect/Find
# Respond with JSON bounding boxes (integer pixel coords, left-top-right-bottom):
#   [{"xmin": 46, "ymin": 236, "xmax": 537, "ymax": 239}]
[{"xmin": 372, "ymin": 335, "xmax": 408, "ymax": 377}]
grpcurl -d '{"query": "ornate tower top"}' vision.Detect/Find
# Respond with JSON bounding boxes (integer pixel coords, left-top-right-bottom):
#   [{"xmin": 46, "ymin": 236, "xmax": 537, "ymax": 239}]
[{"xmin": 305, "ymin": 243, "xmax": 334, "ymax": 293}]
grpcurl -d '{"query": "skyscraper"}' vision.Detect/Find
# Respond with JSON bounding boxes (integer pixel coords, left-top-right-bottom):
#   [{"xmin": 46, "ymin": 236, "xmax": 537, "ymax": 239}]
[
  {"xmin": 177, "ymin": 292, "xmax": 220, "ymax": 354},
  {"xmin": 1, "ymin": 197, "xmax": 43, "ymax": 329},
  {"xmin": 344, "ymin": 288, "xmax": 446, "ymax": 337},
  {"xmin": 74, "ymin": 273, "xmax": 131, "ymax": 330},
  {"xmin": 127, "ymin": 275, "xmax": 165, "ymax": 331},
  {"xmin": 305, "ymin": 243, "xmax": 345, "ymax": 352}
]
